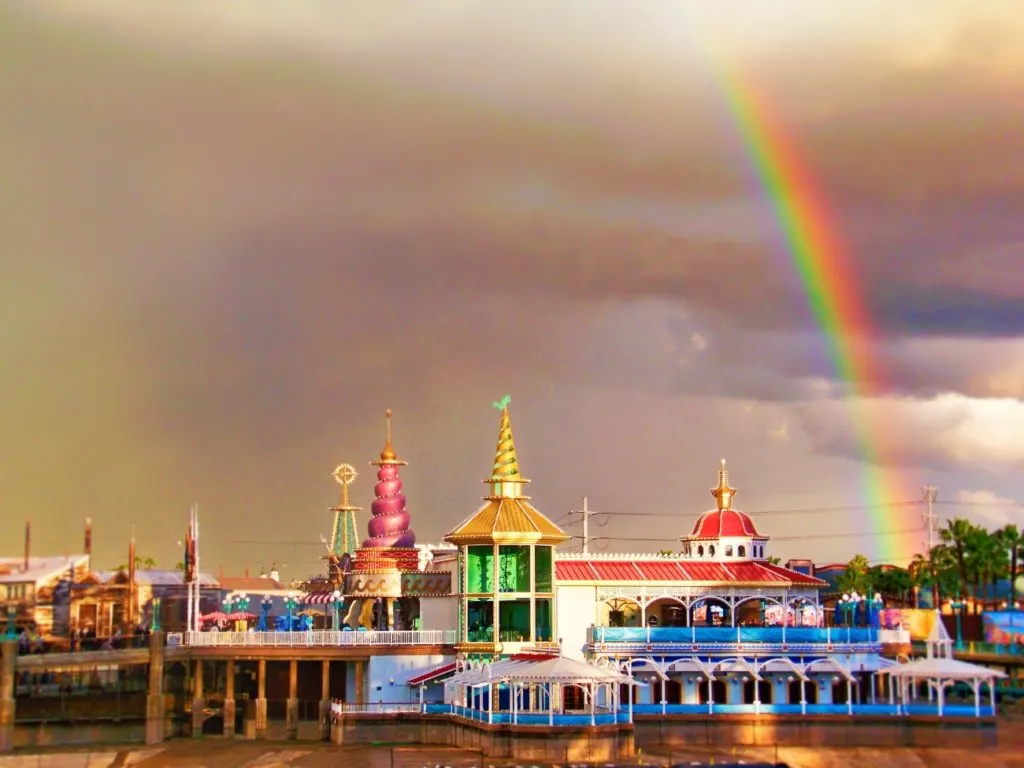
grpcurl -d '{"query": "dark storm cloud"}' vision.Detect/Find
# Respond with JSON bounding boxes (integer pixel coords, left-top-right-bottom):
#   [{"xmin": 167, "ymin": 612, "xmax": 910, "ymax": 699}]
[{"xmin": 3, "ymin": 2, "xmax": 1024, "ymax": 570}]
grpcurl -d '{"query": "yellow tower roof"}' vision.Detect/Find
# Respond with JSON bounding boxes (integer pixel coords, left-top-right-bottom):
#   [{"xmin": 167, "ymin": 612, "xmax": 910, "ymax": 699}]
[{"xmin": 444, "ymin": 397, "xmax": 569, "ymax": 546}]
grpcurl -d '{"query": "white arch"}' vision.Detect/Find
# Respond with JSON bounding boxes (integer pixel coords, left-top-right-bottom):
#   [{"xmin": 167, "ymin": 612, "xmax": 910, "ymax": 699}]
[
  {"xmin": 710, "ymin": 657, "xmax": 762, "ymax": 681},
  {"xmin": 805, "ymin": 657, "xmax": 855, "ymax": 682},
  {"xmin": 620, "ymin": 657, "xmax": 667, "ymax": 681},
  {"xmin": 733, "ymin": 595, "xmax": 785, "ymax": 611},
  {"xmin": 757, "ymin": 657, "xmax": 809, "ymax": 681},
  {"xmin": 665, "ymin": 657, "xmax": 715, "ymax": 679}
]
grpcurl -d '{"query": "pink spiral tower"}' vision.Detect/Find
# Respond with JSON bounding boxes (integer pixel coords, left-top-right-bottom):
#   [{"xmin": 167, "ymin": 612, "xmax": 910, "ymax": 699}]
[{"xmin": 362, "ymin": 409, "xmax": 417, "ymax": 549}]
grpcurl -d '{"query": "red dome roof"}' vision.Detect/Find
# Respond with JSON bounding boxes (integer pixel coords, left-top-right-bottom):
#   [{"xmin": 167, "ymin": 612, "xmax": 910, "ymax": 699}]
[{"xmin": 686, "ymin": 508, "xmax": 766, "ymax": 540}]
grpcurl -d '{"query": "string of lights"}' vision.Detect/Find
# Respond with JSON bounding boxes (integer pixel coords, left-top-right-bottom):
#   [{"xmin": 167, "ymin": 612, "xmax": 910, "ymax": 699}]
[{"xmin": 566, "ymin": 526, "xmax": 925, "ymax": 546}]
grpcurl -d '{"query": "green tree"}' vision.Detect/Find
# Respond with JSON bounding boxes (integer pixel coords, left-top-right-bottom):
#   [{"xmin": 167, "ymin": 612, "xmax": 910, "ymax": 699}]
[
  {"xmin": 997, "ymin": 525, "xmax": 1024, "ymax": 607},
  {"xmin": 940, "ymin": 518, "xmax": 977, "ymax": 613},
  {"xmin": 837, "ymin": 554, "xmax": 871, "ymax": 595}
]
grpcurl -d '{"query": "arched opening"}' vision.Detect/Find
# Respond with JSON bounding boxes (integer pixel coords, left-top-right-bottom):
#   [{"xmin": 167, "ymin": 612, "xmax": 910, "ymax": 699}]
[
  {"xmin": 708, "ymin": 545, "xmax": 716, "ymax": 557},
  {"xmin": 789, "ymin": 678, "xmax": 817, "ymax": 704},
  {"xmin": 646, "ymin": 597, "xmax": 687, "ymax": 628},
  {"xmin": 733, "ymin": 595, "xmax": 784, "ymax": 627},
  {"xmin": 599, "ymin": 598, "xmax": 642, "ymax": 628},
  {"xmin": 652, "ymin": 679, "xmax": 683, "ymax": 704},
  {"xmin": 725, "ymin": 545, "xmax": 733, "ymax": 557},
  {"xmin": 563, "ymin": 683, "xmax": 587, "ymax": 711},
  {"xmin": 737, "ymin": 545, "xmax": 746, "ymax": 557},
  {"xmin": 697, "ymin": 545, "xmax": 704, "ymax": 557},
  {"xmin": 690, "ymin": 596, "xmax": 731, "ymax": 626}
]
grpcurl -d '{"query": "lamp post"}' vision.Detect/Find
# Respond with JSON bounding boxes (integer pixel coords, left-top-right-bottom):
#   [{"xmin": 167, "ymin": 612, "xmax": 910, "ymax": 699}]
[
  {"xmin": 285, "ymin": 592, "xmax": 299, "ymax": 632},
  {"xmin": 4, "ymin": 605, "xmax": 17, "ymax": 638},
  {"xmin": 950, "ymin": 597, "xmax": 966, "ymax": 649},
  {"xmin": 234, "ymin": 592, "xmax": 250, "ymax": 631},
  {"xmin": 222, "ymin": 593, "xmax": 236, "ymax": 615},
  {"xmin": 330, "ymin": 590, "xmax": 345, "ymax": 630},
  {"xmin": 259, "ymin": 595, "xmax": 273, "ymax": 631},
  {"xmin": 867, "ymin": 592, "xmax": 884, "ymax": 628},
  {"xmin": 150, "ymin": 597, "xmax": 162, "ymax": 632}
]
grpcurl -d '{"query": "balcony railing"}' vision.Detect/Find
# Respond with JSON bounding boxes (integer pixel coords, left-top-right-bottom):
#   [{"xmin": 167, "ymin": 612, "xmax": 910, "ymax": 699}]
[
  {"xmin": 587, "ymin": 626, "xmax": 889, "ymax": 650},
  {"xmin": 184, "ymin": 629, "xmax": 457, "ymax": 647}
]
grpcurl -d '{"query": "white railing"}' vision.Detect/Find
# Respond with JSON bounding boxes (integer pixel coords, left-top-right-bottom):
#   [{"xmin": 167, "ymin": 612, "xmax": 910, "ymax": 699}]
[
  {"xmin": 336, "ymin": 702, "xmax": 422, "ymax": 714},
  {"xmin": 184, "ymin": 629, "xmax": 457, "ymax": 647},
  {"xmin": 878, "ymin": 628, "xmax": 911, "ymax": 644}
]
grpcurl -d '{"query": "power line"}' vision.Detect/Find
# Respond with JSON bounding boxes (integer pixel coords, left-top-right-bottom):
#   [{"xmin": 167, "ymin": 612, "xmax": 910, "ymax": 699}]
[
  {"xmin": 569, "ymin": 527, "xmax": 924, "ymax": 545},
  {"xmin": 934, "ymin": 499, "xmax": 1024, "ymax": 509},
  {"xmin": 563, "ymin": 500, "xmax": 921, "ymax": 520}
]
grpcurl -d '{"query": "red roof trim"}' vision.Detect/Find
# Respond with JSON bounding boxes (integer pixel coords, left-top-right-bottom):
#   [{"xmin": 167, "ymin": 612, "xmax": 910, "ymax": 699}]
[{"xmin": 407, "ymin": 662, "xmax": 457, "ymax": 686}]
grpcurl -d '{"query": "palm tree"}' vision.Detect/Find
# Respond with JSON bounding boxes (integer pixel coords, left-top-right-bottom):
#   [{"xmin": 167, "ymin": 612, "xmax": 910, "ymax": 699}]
[
  {"xmin": 838, "ymin": 554, "xmax": 871, "ymax": 595},
  {"xmin": 998, "ymin": 525, "xmax": 1024, "ymax": 607},
  {"xmin": 940, "ymin": 518, "xmax": 977, "ymax": 614},
  {"xmin": 766, "ymin": 556, "xmax": 782, "ymax": 566},
  {"xmin": 908, "ymin": 554, "xmax": 930, "ymax": 608}
]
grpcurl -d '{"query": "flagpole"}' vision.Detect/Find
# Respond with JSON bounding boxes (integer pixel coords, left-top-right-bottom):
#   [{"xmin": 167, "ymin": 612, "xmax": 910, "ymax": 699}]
[
  {"xmin": 186, "ymin": 506, "xmax": 194, "ymax": 635},
  {"xmin": 194, "ymin": 504, "xmax": 201, "ymax": 633}
]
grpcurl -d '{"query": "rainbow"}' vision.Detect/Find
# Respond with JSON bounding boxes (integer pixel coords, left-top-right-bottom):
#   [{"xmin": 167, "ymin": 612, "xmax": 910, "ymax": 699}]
[{"xmin": 707, "ymin": 57, "xmax": 917, "ymax": 564}]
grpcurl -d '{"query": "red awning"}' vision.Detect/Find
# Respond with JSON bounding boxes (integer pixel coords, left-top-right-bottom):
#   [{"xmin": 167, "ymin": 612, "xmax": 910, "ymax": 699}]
[
  {"xmin": 303, "ymin": 592, "xmax": 338, "ymax": 604},
  {"xmin": 407, "ymin": 662, "xmax": 457, "ymax": 686}
]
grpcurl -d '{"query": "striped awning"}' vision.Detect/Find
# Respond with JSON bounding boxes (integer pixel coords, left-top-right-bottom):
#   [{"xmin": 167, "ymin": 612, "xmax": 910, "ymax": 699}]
[
  {"xmin": 408, "ymin": 662, "xmax": 457, "ymax": 686},
  {"xmin": 303, "ymin": 592, "xmax": 341, "ymax": 605}
]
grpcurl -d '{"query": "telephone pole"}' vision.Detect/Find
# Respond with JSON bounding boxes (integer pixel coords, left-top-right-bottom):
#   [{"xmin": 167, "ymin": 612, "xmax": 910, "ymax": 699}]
[
  {"xmin": 921, "ymin": 485, "xmax": 939, "ymax": 554},
  {"xmin": 582, "ymin": 497, "xmax": 590, "ymax": 554}
]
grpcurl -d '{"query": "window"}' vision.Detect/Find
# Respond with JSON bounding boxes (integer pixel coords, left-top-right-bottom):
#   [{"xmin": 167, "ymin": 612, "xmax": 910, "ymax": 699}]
[
  {"xmin": 535, "ymin": 598, "xmax": 553, "ymax": 642},
  {"xmin": 467, "ymin": 546, "xmax": 493, "ymax": 593},
  {"xmin": 738, "ymin": 545, "xmax": 746, "ymax": 557},
  {"xmin": 467, "ymin": 598, "xmax": 494, "ymax": 642},
  {"xmin": 534, "ymin": 546, "xmax": 553, "ymax": 593},
  {"xmin": 697, "ymin": 546, "xmax": 704, "ymax": 557},
  {"xmin": 709, "ymin": 545, "xmax": 716, "ymax": 557},
  {"xmin": 725, "ymin": 546, "xmax": 733, "ymax": 556},
  {"xmin": 498, "ymin": 546, "xmax": 531, "ymax": 592},
  {"xmin": 498, "ymin": 599, "xmax": 531, "ymax": 642}
]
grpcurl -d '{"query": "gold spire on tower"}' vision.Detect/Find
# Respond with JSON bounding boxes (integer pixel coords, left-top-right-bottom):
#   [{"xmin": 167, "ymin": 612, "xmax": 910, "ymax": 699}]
[
  {"xmin": 710, "ymin": 458, "xmax": 737, "ymax": 511},
  {"xmin": 484, "ymin": 395, "xmax": 530, "ymax": 498},
  {"xmin": 372, "ymin": 408, "xmax": 407, "ymax": 466}
]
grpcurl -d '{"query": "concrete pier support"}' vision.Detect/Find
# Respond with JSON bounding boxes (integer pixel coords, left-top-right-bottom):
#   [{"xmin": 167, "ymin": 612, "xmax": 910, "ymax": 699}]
[
  {"xmin": 145, "ymin": 631, "xmax": 165, "ymax": 745},
  {"xmin": 319, "ymin": 660, "xmax": 331, "ymax": 740},
  {"xmin": 255, "ymin": 659, "xmax": 267, "ymax": 739},
  {"xmin": 223, "ymin": 659, "xmax": 236, "ymax": 738},
  {"xmin": 0, "ymin": 641, "xmax": 15, "ymax": 753},
  {"xmin": 191, "ymin": 658, "xmax": 205, "ymax": 737},
  {"xmin": 285, "ymin": 660, "xmax": 298, "ymax": 740}
]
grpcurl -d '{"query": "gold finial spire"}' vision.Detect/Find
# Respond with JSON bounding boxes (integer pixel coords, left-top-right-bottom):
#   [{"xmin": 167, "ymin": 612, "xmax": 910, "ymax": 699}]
[
  {"xmin": 380, "ymin": 408, "xmax": 396, "ymax": 461},
  {"xmin": 484, "ymin": 395, "xmax": 529, "ymax": 497},
  {"xmin": 332, "ymin": 463, "xmax": 359, "ymax": 508},
  {"xmin": 710, "ymin": 458, "xmax": 737, "ymax": 511}
]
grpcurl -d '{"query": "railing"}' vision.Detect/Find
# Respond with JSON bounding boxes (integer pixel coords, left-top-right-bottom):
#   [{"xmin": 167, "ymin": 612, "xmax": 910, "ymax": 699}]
[
  {"xmin": 962, "ymin": 641, "xmax": 1024, "ymax": 658},
  {"xmin": 334, "ymin": 702, "xmax": 423, "ymax": 714},
  {"xmin": 629, "ymin": 702, "xmax": 989, "ymax": 717},
  {"xmin": 184, "ymin": 629, "xmax": 457, "ymax": 647},
  {"xmin": 587, "ymin": 626, "xmax": 885, "ymax": 650}
]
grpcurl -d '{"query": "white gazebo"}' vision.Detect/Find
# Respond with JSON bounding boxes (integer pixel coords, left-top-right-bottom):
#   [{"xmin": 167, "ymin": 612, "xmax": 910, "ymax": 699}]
[
  {"xmin": 444, "ymin": 654, "xmax": 641, "ymax": 725},
  {"xmin": 879, "ymin": 611, "xmax": 1006, "ymax": 717}
]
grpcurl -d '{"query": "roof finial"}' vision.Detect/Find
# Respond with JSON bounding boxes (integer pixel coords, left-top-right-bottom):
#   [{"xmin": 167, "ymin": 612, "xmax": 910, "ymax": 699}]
[
  {"xmin": 380, "ymin": 408, "xmax": 397, "ymax": 462},
  {"xmin": 484, "ymin": 395, "xmax": 529, "ymax": 497},
  {"xmin": 710, "ymin": 458, "xmax": 737, "ymax": 511}
]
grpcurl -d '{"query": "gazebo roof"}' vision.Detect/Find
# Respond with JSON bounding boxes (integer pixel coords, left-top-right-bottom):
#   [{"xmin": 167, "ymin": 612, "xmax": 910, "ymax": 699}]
[
  {"xmin": 879, "ymin": 657, "xmax": 1007, "ymax": 680},
  {"xmin": 447, "ymin": 654, "xmax": 638, "ymax": 687}
]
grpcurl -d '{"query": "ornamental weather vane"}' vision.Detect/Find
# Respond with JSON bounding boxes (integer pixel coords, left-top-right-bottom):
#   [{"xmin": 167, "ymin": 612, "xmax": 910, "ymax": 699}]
[{"xmin": 492, "ymin": 394, "xmax": 511, "ymax": 410}]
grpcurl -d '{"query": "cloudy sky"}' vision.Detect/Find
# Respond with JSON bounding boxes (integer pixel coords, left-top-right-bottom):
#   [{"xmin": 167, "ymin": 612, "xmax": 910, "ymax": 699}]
[{"xmin": 2, "ymin": 1, "xmax": 1023, "ymax": 578}]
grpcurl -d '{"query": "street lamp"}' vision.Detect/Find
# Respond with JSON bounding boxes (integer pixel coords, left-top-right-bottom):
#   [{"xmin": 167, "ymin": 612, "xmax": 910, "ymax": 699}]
[
  {"xmin": 259, "ymin": 595, "xmax": 273, "ymax": 632},
  {"xmin": 284, "ymin": 592, "xmax": 299, "ymax": 631},
  {"xmin": 330, "ymin": 590, "xmax": 345, "ymax": 630},
  {"xmin": 222, "ymin": 593, "xmax": 236, "ymax": 615},
  {"xmin": 839, "ymin": 593, "xmax": 860, "ymax": 627},
  {"xmin": 950, "ymin": 597, "xmax": 966, "ymax": 649},
  {"xmin": 236, "ymin": 593, "xmax": 250, "ymax": 614},
  {"xmin": 867, "ymin": 592, "xmax": 884, "ymax": 627}
]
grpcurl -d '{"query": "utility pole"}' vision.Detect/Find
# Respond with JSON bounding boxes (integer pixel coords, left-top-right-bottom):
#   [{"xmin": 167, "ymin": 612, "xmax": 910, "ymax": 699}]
[
  {"xmin": 922, "ymin": 485, "xmax": 939, "ymax": 554},
  {"xmin": 582, "ymin": 497, "xmax": 590, "ymax": 555}
]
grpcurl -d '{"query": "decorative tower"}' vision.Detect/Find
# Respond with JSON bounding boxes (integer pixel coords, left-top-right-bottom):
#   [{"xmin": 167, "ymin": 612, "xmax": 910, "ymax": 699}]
[
  {"xmin": 329, "ymin": 464, "xmax": 361, "ymax": 558},
  {"xmin": 344, "ymin": 409, "xmax": 448, "ymax": 630},
  {"xmin": 681, "ymin": 459, "xmax": 770, "ymax": 561},
  {"xmin": 363, "ymin": 409, "xmax": 416, "ymax": 549},
  {"xmin": 444, "ymin": 396, "xmax": 569, "ymax": 658}
]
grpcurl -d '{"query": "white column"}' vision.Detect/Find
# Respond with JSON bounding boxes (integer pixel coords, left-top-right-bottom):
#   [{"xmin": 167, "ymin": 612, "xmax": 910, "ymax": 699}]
[
  {"xmin": 973, "ymin": 678, "xmax": 980, "ymax": 718},
  {"xmin": 627, "ymin": 680, "xmax": 633, "ymax": 723},
  {"xmin": 846, "ymin": 679, "xmax": 853, "ymax": 715},
  {"xmin": 591, "ymin": 684, "xmax": 596, "ymax": 726},
  {"xmin": 661, "ymin": 671, "xmax": 667, "ymax": 715},
  {"xmin": 707, "ymin": 676, "xmax": 714, "ymax": 715},
  {"xmin": 419, "ymin": 684, "xmax": 425, "ymax": 713},
  {"xmin": 800, "ymin": 678, "xmax": 806, "ymax": 715},
  {"xmin": 549, "ymin": 683, "xmax": 555, "ymax": 726},
  {"xmin": 937, "ymin": 680, "xmax": 944, "ymax": 717}
]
